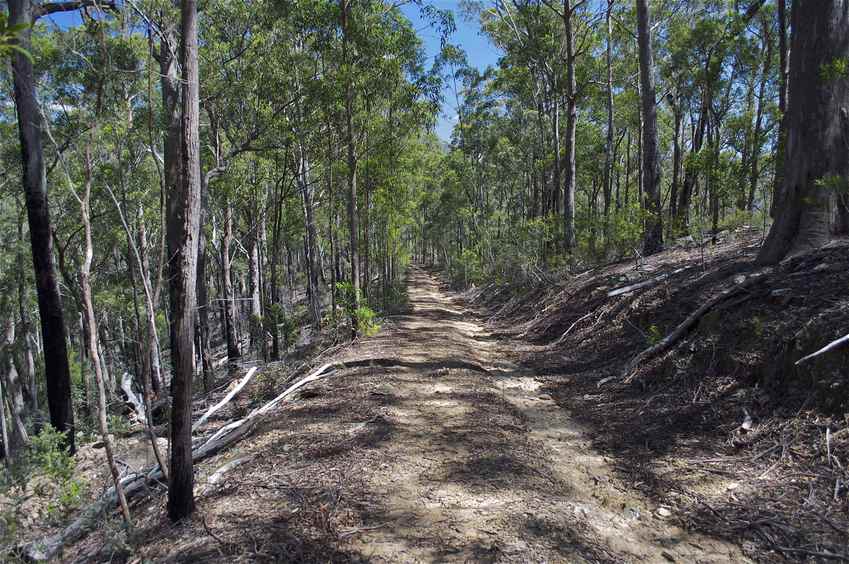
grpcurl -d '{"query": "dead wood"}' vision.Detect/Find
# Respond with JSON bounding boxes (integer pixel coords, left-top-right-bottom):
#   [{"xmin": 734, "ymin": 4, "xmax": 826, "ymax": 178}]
[
  {"xmin": 192, "ymin": 366, "xmax": 257, "ymax": 432},
  {"xmin": 795, "ymin": 332, "xmax": 849, "ymax": 366},
  {"xmin": 607, "ymin": 267, "xmax": 686, "ymax": 298},
  {"xmin": 21, "ymin": 355, "xmax": 426, "ymax": 561},
  {"xmin": 621, "ymin": 269, "xmax": 771, "ymax": 383}
]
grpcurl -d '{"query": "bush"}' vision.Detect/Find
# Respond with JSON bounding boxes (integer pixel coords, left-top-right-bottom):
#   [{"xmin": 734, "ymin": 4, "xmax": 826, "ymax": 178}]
[
  {"xmin": 28, "ymin": 426, "xmax": 87, "ymax": 520},
  {"xmin": 336, "ymin": 281, "xmax": 381, "ymax": 337}
]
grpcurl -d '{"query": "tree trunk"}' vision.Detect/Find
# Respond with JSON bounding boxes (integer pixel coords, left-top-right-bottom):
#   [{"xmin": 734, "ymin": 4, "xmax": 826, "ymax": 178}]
[
  {"xmin": 669, "ymin": 96, "xmax": 682, "ymax": 232},
  {"xmin": 196, "ymin": 185, "xmax": 213, "ymax": 391},
  {"xmin": 8, "ymin": 0, "xmax": 75, "ymax": 453},
  {"xmin": 221, "ymin": 199, "xmax": 240, "ymax": 359},
  {"xmin": 562, "ymin": 0, "xmax": 577, "ymax": 250},
  {"xmin": 758, "ymin": 1, "xmax": 849, "ymax": 264},
  {"xmin": 298, "ymin": 146, "xmax": 323, "ymax": 328},
  {"xmin": 677, "ymin": 92, "xmax": 709, "ymax": 233},
  {"xmin": 2, "ymin": 319, "xmax": 29, "ymax": 454},
  {"xmin": 602, "ymin": 1, "xmax": 614, "ymax": 245},
  {"xmin": 341, "ymin": 0, "xmax": 361, "ymax": 337},
  {"xmin": 636, "ymin": 0, "xmax": 663, "ymax": 255},
  {"xmin": 166, "ymin": 0, "xmax": 202, "ymax": 522},
  {"xmin": 748, "ymin": 23, "xmax": 772, "ymax": 212},
  {"xmin": 78, "ymin": 143, "xmax": 132, "ymax": 526}
]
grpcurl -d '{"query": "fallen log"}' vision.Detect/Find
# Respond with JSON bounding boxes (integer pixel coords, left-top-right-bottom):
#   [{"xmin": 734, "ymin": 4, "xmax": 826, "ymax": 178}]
[
  {"xmin": 21, "ymin": 360, "xmax": 342, "ymax": 561},
  {"xmin": 192, "ymin": 367, "xmax": 258, "ymax": 432},
  {"xmin": 621, "ymin": 269, "xmax": 771, "ymax": 383}
]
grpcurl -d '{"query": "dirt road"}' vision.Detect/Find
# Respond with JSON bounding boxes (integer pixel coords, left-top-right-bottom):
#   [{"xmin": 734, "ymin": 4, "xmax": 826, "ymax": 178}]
[
  {"xmin": 337, "ymin": 267, "xmax": 748, "ymax": 563},
  {"xmin": 123, "ymin": 267, "xmax": 752, "ymax": 563}
]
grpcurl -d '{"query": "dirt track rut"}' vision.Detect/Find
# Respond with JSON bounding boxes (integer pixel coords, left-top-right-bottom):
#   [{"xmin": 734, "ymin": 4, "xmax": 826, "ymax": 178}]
[{"xmin": 341, "ymin": 267, "xmax": 748, "ymax": 563}]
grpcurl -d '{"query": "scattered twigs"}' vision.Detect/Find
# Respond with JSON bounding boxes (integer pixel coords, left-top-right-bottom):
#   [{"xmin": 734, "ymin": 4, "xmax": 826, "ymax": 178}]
[
  {"xmin": 795, "ymin": 332, "xmax": 849, "ymax": 366},
  {"xmin": 622, "ymin": 269, "xmax": 771, "ymax": 382},
  {"xmin": 338, "ymin": 523, "xmax": 387, "ymax": 538},
  {"xmin": 769, "ymin": 545, "xmax": 848, "ymax": 561},
  {"xmin": 22, "ymin": 359, "xmax": 345, "ymax": 561}
]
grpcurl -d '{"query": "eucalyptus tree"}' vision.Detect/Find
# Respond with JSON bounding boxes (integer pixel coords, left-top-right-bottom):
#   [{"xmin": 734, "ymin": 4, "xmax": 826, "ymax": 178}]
[
  {"xmin": 6, "ymin": 0, "xmax": 93, "ymax": 453},
  {"xmin": 635, "ymin": 0, "xmax": 662, "ymax": 254},
  {"xmin": 758, "ymin": 0, "xmax": 849, "ymax": 263},
  {"xmin": 166, "ymin": 0, "xmax": 202, "ymax": 522}
]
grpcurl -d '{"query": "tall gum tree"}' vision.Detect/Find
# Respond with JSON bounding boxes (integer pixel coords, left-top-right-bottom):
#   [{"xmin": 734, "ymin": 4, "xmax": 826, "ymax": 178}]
[
  {"xmin": 8, "ymin": 0, "xmax": 80, "ymax": 453},
  {"xmin": 758, "ymin": 0, "xmax": 849, "ymax": 264},
  {"xmin": 636, "ymin": 0, "xmax": 663, "ymax": 254},
  {"xmin": 167, "ymin": 0, "xmax": 202, "ymax": 521}
]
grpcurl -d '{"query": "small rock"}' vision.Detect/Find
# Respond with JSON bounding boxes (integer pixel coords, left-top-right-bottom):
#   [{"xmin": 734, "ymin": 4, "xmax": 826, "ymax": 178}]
[
  {"xmin": 741, "ymin": 410, "xmax": 754, "ymax": 431},
  {"xmin": 813, "ymin": 263, "xmax": 830, "ymax": 272},
  {"xmin": 624, "ymin": 506, "xmax": 641, "ymax": 521},
  {"xmin": 656, "ymin": 506, "xmax": 673, "ymax": 518}
]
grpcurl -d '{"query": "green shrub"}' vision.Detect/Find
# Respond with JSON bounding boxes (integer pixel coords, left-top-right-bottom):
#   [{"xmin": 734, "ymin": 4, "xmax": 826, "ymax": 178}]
[
  {"xmin": 336, "ymin": 281, "xmax": 381, "ymax": 336},
  {"xmin": 28, "ymin": 426, "xmax": 87, "ymax": 519}
]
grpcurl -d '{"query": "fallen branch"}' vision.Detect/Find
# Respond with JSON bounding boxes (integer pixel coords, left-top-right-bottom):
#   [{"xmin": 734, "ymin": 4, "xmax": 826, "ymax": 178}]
[
  {"xmin": 550, "ymin": 310, "xmax": 595, "ymax": 347},
  {"xmin": 607, "ymin": 267, "xmax": 686, "ymax": 298},
  {"xmin": 622, "ymin": 270, "xmax": 771, "ymax": 383},
  {"xmin": 119, "ymin": 372, "xmax": 146, "ymax": 423},
  {"xmin": 22, "ymin": 360, "xmax": 341, "ymax": 561},
  {"xmin": 795, "ymin": 332, "xmax": 849, "ymax": 366},
  {"xmin": 204, "ymin": 456, "xmax": 254, "ymax": 491},
  {"xmin": 192, "ymin": 367, "xmax": 258, "ymax": 432}
]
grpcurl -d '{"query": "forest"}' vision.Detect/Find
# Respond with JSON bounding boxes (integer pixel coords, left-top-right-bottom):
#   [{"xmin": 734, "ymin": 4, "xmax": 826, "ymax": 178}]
[{"xmin": 1, "ymin": 0, "xmax": 848, "ymax": 562}]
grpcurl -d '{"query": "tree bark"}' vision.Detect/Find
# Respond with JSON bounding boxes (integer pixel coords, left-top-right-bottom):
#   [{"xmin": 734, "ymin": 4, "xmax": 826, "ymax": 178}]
[
  {"xmin": 196, "ymin": 187, "xmax": 213, "ymax": 391},
  {"xmin": 669, "ymin": 94, "xmax": 682, "ymax": 231},
  {"xmin": 2, "ymin": 319, "xmax": 29, "ymax": 454},
  {"xmin": 166, "ymin": 0, "xmax": 202, "ymax": 521},
  {"xmin": 602, "ymin": 1, "xmax": 614, "ymax": 246},
  {"xmin": 341, "ymin": 0, "xmax": 361, "ymax": 337},
  {"xmin": 298, "ymin": 144, "xmax": 323, "ymax": 328},
  {"xmin": 78, "ymin": 142, "xmax": 132, "ymax": 527},
  {"xmin": 221, "ymin": 199, "xmax": 241, "ymax": 359},
  {"xmin": 758, "ymin": 0, "xmax": 849, "ymax": 264},
  {"xmin": 636, "ymin": 0, "xmax": 663, "ymax": 255},
  {"xmin": 562, "ymin": 0, "xmax": 577, "ymax": 250},
  {"xmin": 8, "ymin": 0, "xmax": 75, "ymax": 453}
]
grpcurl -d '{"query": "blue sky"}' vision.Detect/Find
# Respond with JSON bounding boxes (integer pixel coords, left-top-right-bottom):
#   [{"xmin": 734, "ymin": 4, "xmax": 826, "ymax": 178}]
[
  {"xmin": 43, "ymin": 1, "xmax": 499, "ymax": 141},
  {"xmin": 400, "ymin": 2, "xmax": 501, "ymax": 141}
]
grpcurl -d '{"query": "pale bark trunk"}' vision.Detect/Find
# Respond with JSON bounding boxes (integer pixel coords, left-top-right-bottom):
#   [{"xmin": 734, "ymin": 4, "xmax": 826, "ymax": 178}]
[
  {"xmin": 748, "ymin": 25, "xmax": 772, "ymax": 212},
  {"xmin": 2, "ymin": 320, "xmax": 29, "ymax": 453},
  {"xmin": 341, "ymin": 0, "xmax": 361, "ymax": 337},
  {"xmin": 602, "ymin": 1, "xmax": 614, "ymax": 245},
  {"xmin": 79, "ymin": 142, "xmax": 132, "ymax": 526},
  {"xmin": 298, "ymin": 145, "xmax": 323, "ymax": 328},
  {"xmin": 222, "ymin": 199, "xmax": 240, "ymax": 359}
]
